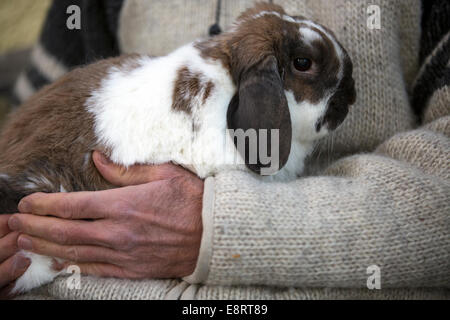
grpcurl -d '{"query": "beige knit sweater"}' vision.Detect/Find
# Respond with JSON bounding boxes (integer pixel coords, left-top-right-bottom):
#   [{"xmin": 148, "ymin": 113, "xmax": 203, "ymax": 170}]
[{"xmin": 18, "ymin": 0, "xmax": 449, "ymax": 299}]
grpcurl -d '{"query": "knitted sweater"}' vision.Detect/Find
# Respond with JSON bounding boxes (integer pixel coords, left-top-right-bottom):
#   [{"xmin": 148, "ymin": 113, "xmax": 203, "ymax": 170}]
[{"xmin": 14, "ymin": 0, "xmax": 450, "ymax": 299}]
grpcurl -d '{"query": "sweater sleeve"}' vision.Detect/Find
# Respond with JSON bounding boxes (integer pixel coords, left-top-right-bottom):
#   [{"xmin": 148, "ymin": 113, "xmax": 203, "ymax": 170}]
[{"xmin": 184, "ymin": 98, "xmax": 450, "ymax": 288}]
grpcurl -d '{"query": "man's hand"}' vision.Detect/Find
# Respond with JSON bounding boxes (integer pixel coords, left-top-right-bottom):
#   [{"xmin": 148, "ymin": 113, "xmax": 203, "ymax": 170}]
[
  {"xmin": 0, "ymin": 215, "xmax": 31, "ymax": 299},
  {"xmin": 8, "ymin": 151, "xmax": 204, "ymax": 279}
]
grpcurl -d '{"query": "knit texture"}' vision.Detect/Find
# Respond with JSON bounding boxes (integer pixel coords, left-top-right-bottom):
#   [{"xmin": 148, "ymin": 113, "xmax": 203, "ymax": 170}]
[
  {"xmin": 201, "ymin": 133, "xmax": 449, "ymax": 287},
  {"xmin": 17, "ymin": 279, "xmax": 450, "ymax": 300}
]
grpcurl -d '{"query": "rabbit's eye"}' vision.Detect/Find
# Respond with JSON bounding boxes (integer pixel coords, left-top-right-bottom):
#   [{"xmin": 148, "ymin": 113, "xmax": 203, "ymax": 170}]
[{"xmin": 293, "ymin": 58, "xmax": 312, "ymax": 72}]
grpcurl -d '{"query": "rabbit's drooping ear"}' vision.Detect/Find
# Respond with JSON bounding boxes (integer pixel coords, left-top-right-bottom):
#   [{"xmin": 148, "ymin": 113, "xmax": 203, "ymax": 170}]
[{"xmin": 227, "ymin": 56, "xmax": 292, "ymax": 175}]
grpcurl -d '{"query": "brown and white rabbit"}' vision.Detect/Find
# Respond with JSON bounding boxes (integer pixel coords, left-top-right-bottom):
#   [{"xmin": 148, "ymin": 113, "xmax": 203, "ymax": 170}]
[{"xmin": 0, "ymin": 3, "xmax": 356, "ymax": 293}]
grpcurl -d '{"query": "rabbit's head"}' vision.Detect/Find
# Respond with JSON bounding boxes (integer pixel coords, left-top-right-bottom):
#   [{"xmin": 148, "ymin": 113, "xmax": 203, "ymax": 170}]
[{"xmin": 197, "ymin": 2, "xmax": 356, "ymax": 174}]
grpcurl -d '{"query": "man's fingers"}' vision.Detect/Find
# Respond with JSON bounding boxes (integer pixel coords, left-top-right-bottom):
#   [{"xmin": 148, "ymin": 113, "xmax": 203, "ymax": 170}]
[
  {"xmin": 0, "ymin": 232, "xmax": 19, "ymax": 262},
  {"xmin": 17, "ymin": 191, "xmax": 111, "ymax": 219},
  {"xmin": 0, "ymin": 282, "xmax": 17, "ymax": 300},
  {"xmin": 0, "ymin": 253, "xmax": 30, "ymax": 288},
  {"xmin": 17, "ymin": 235, "xmax": 127, "ymax": 264},
  {"xmin": 8, "ymin": 214, "xmax": 116, "ymax": 248},
  {"xmin": 92, "ymin": 150, "xmax": 189, "ymax": 187},
  {"xmin": 0, "ymin": 214, "xmax": 12, "ymax": 238}
]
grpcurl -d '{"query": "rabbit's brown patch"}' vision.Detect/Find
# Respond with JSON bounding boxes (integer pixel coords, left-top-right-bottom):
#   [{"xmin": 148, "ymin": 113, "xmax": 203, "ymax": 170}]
[
  {"xmin": 202, "ymin": 81, "xmax": 215, "ymax": 104},
  {"xmin": 172, "ymin": 66, "xmax": 216, "ymax": 116},
  {"xmin": 0, "ymin": 55, "xmax": 143, "ymax": 212},
  {"xmin": 172, "ymin": 66, "xmax": 202, "ymax": 115}
]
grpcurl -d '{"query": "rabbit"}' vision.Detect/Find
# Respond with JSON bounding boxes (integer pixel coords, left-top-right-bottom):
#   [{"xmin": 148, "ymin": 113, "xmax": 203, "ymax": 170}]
[{"xmin": 0, "ymin": 2, "xmax": 356, "ymax": 294}]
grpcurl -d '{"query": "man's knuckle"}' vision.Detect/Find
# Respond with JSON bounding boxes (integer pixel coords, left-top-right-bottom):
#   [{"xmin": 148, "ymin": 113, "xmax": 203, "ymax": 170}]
[
  {"xmin": 117, "ymin": 252, "xmax": 134, "ymax": 264},
  {"xmin": 134, "ymin": 233, "xmax": 148, "ymax": 247},
  {"xmin": 111, "ymin": 234, "xmax": 125, "ymax": 249},
  {"xmin": 27, "ymin": 192, "xmax": 45, "ymax": 206},
  {"xmin": 51, "ymin": 225, "xmax": 67, "ymax": 244},
  {"xmin": 114, "ymin": 231, "xmax": 137, "ymax": 251},
  {"xmin": 65, "ymin": 246, "xmax": 79, "ymax": 261},
  {"xmin": 78, "ymin": 197, "xmax": 92, "ymax": 215},
  {"xmin": 112, "ymin": 199, "xmax": 135, "ymax": 216},
  {"xmin": 99, "ymin": 230, "xmax": 116, "ymax": 246},
  {"xmin": 58, "ymin": 198, "xmax": 75, "ymax": 218}
]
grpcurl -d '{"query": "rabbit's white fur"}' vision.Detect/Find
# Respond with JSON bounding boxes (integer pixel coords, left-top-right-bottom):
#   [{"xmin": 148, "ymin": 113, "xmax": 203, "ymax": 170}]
[
  {"xmin": 87, "ymin": 43, "xmax": 328, "ymax": 179},
  {"xmin": 12, "ymin": 252, "xmax": 62, "ymax": 294},
  {"xmin": 12, "ymin": 41, "xmax": 332, "ymax": 294}
]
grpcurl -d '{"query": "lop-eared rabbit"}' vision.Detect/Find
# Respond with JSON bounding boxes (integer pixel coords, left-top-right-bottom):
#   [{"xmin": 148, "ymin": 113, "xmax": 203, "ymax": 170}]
[{"xmin": 0, "ymin": 3, "xmax": 356, "ymax": 293}]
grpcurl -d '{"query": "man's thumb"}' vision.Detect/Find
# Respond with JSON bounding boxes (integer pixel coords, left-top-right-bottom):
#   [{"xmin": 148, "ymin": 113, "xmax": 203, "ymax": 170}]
[{"xmin": 92, "ymin": 151, "xmax": 188, "ymax": 187}]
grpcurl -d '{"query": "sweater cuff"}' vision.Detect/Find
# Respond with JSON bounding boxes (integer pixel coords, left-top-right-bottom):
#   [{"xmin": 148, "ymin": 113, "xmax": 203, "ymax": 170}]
[{"xmin": 183, "ymin": 176, "xmax": 215, "ymax": 284}]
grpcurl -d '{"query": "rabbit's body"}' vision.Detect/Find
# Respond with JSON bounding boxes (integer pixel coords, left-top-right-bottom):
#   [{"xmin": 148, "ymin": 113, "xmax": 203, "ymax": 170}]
[
  {"xmin": 0, "ymin": 3, "xmax": 356, "ymax": 294},
  {"xmin": 0, "ymin": 41, "xmax": 314, "ymax": 294}
]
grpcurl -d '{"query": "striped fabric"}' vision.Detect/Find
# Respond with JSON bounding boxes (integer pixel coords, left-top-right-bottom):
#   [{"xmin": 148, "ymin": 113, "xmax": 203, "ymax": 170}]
[
  {"xmin": 411, "ymin": 0, "xmax": 450, "ymax": 119},
  {"xmin": 12, "ymin": 0, "xmax": 124, "ymax": 104}
]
